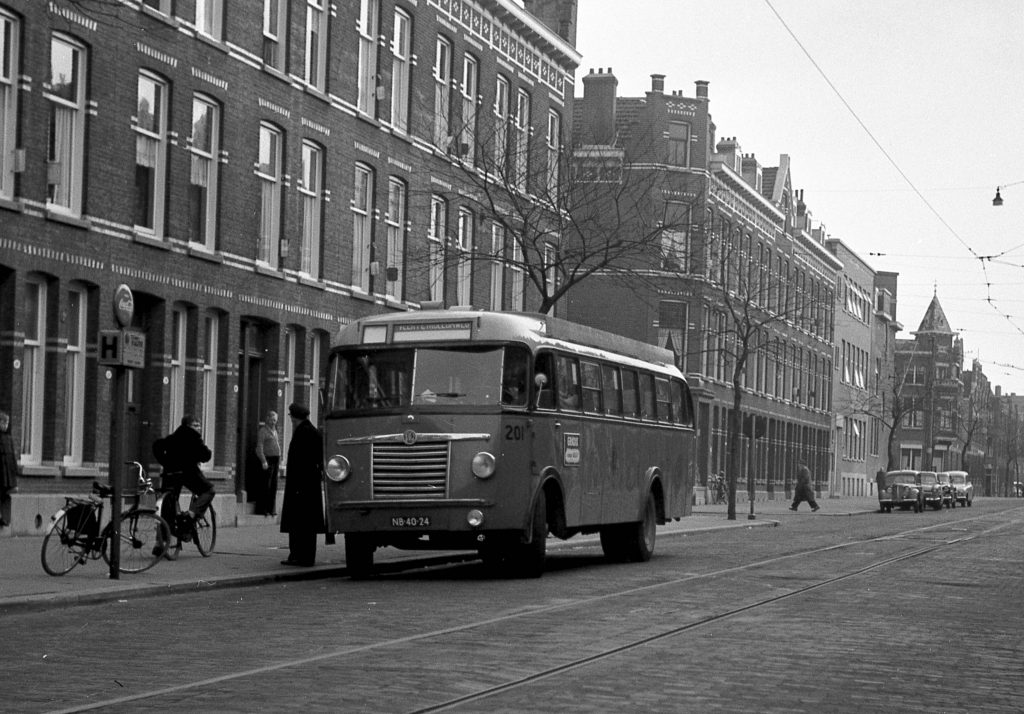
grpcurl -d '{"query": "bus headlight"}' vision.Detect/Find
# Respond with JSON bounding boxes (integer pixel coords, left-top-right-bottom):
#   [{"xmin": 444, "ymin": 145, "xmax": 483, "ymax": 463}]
[
  {"xmin": 467, "ymin": 509, "xmax": 484, "ymax": 527},
  {"xmin": 325, "ymin": 455, "xmax": 350, "ymax": 482},
  {"xmin": 471, "ymin": 452, "xmax": 496, "ymax": 479}
]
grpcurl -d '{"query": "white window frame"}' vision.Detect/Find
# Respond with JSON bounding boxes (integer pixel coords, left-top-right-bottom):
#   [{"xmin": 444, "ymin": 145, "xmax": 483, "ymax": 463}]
[
  {"xmin": 433, "ymin": 36, "xmax": 452, "ymax": 148},
  {"xmin": 21, "ymin": 278, "xmax": 46, "ymax": 464},
  {"xmin": 385, "ymin": 177, "xmax": 406, "ymax": 301},
  {"xmin": 456, "ymin": 208, "xmax": 474, "ymax": 306},
  {"xmin": 299, "ymin": 141, "xmax": 323, "ymax": 278},
  {"xmin": 0, "ymin": 10, "xmax": 19, "ymax": 200},
  {"xmin": 309, "ymin": 334, "xmax": 322, "ymax": 427},
  {"xmin": 195, "ymin": 0, "xmax": 223, "ymax": 40},
  {"xmin": 257, "ymin": 122, "xmax": 283, "ymax": 268},
  {"xmin": 169, "ymin": 307, "xmax": 187, "ymax": 429},
  {"xmin": 513, "ymin": 89, "xmax": 530, "ymax": 190},
  {"xmin": 304, "ymin": 0, "xmax": 327, "ymax": 91},
  {"xmin": 357, "ymin": 0, "xmax": 380, "ymax": 115},
  {"xmin": 459, "ymin": 54, "xmax": 478, "ymax": 163},
  {"xmin": 543, "ymin": 241, "xmax": 556, "ymax": 315},
  {"xmin": 390, "ymin": 9, "xmax": 411, "ymax": 133},
  {"xmin": 429, "ymin": 195, "xmax": 447, "ymax": 303},
  {"xmin": 201, "ymin": 313, "xmax": 219, "ymax": 459},
  {"xmin": 134, "ymin": 71, "xmax": 168, "ymax": 236},
  {"xmin": 546, "ymin": 109, "xmax": 560, "ymax": 197},
  {"xmin": 143, "ymin": 0, "xmax": 173, "ymax": 14},
  {"xmin": 510, "ymin": 237, "xmax": 524, "ymax": 311},
  {"xmin": 63, "ymin": 286, "xmax": 87, "ymax": 465},
  {"xmin": 282, "ymin": 328, "xmax": 297, "ymax": 455},
  {"xmin": 352, "ymin": 163, "xmax": 374, "ymax": 292},
  {"xmin": 489, "ymin": 222, "xmax": 505, "ymax": 311},
  {"xmin": 46, "ymin": 34, "xmax": 87, "ymax": 216},
  {"xmin": 189, "ymin": 94, "xmax": 220, "ymax": 249},
  {"xmin": 493, "ymin": 75, "xmax": 510, "ymax": 173},
  {"xmin": 263, "ymin": 0, "xmax": 287, "ymax": 70}
]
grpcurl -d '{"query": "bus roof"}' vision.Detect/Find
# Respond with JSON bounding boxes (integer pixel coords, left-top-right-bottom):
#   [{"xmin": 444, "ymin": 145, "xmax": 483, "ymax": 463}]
[{"xmin": 336, "ymin": 310, "xmax": 679, "ymax": 371}]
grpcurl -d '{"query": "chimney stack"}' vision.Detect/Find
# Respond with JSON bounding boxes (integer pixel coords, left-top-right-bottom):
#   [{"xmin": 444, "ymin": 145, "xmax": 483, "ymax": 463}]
[
  {"xmin": 650, "ymin": 74, "xmax": 665, "ymax": 93},
  {"xmin": 695, "ymin": 80, "xmax": 709, "ymax": 99},
  {"xmin": 581, "ymin": 67, "xmax": 618, "ymax": 145}
]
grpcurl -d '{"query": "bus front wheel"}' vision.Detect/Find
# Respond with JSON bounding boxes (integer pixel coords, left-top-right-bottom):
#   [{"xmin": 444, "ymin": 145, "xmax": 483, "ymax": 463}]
[
  {"xmin": 345, "ymin": 534, "xmax": 375, "ymax": 579},
  {"xmin": 509, "ymin": 495, "xmax": 547, "ymax": 578}
]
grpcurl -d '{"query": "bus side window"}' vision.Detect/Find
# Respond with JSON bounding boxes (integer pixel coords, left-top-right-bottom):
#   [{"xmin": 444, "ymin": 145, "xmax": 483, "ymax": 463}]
[
  {"xmin": 672, "ymin": 379, "xmax": 694, "ymax": 427},
  {"xmin": 535, "ymin": 352, "xmax": 556, "ymax": 409},
  {"xmin": 621, "ymin": 369, "xmax": 639, "ymax": 418},
  {"xmin": 602, "ymin": 364, "xmax": 622, "ymax": 415},
  {"xmin": 655, "ymin": 377, "xmax": 673, "ymax": 421},
  {"xmin": 639, "ymin": 372, "xmax": 655, "ymax": 419},
  {"xmin": 555, "ymin": 354, "xmax": 581, "ymax": 411},
  {"xmin": 580, "ymin": 360, "xmax": 602, "ymax": 413}
]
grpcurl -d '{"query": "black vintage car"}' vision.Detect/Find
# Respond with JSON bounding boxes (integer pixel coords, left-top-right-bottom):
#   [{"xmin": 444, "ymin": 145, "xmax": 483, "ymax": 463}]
[{"xmin": 879, "ymin": 470, "xmax": 923, "ymax": 513}]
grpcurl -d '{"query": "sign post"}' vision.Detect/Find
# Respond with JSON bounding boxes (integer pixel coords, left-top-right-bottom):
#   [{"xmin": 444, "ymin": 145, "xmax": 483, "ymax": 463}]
[{"xmin": 100, "ymin": 285, "xmax": 145, "ymax": 579}]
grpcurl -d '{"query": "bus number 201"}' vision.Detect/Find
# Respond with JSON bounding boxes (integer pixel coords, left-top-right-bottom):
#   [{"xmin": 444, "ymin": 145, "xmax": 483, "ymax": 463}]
[{"xmin": 505, "ymin": 424, "xmax": 525, "ymax": 441}]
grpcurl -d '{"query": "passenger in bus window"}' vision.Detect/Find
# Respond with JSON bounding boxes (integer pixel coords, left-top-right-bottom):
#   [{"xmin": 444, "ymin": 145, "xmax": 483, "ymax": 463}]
[
  {"xmin": 555, "ymin": 355, "xmax": 580, "ymax": 410},
  {"xmin": 501, "ymin": 355, "xmax": 528, "ymax": 406}
]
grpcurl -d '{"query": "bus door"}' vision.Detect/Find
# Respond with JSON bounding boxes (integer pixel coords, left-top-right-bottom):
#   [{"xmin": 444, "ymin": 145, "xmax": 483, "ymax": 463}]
[{"xmin": 553, "ymin": 354, "xmax": 594, "ymax": 522}]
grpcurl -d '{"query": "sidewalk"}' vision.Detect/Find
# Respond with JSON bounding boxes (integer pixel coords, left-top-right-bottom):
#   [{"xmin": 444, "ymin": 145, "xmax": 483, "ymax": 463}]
[{"xmin": 0, "ymin": 496, "xmax": 879, "ymax": 613}]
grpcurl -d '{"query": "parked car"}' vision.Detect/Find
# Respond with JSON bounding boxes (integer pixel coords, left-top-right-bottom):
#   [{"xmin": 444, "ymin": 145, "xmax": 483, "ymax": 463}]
[
  {"xmin": 880, "ymin": 470, "xmax": 922, "ymax": 513},
  {"xmin": 935, "ymin": 471, "xmax": 956, "ymax": 508},
  {"xmin": 942, "ymin": 470, "xmax": 973, "ymax": 507},
  {"xmin": 917, "ymin": 471, "xmax": 946, "ymax": 510}
]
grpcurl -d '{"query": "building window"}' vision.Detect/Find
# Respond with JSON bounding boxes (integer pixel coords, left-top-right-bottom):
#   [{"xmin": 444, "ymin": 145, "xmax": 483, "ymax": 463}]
[
  {"xmin": 510, "ymin": 237, "xmax": 524, "ymax": 311},
  {"xmin": 513, "ymin": 89, "xmax": 530, "ymax": 190},
  {"xmin": 169, "ymin": 307, "xmax": 187, "ymax": 429},
  {"xmin": 46, "ymin": 34, "xmax": 87, "ymax": 215},
  {"xmin": 309, "ymin": 333, "xmax": 323, "ymax": 426},
  {"xmin": 433, "ymin": 36, "xmax": 452, "ymax": 148},
  {"xmin": 0, "ymin": 10, "xmax": 19, "ymax": 200},
  {"xmin": 263, "ymin": 0, "xmax": 287, "ymax": 70},
  {"xmin": 304, "ymin": 0, "xmax": 327, "ymax": 91},
  {"xmin": 201, "ymin": 313, "xmax": 219, "ymax": 458},
  {"xmin": 658, "ymin": 301, "xmax": 688, "ymax": 370},
  {"xmin": 385, "ymin": 177, "xmax": 406, "ymax": 301},
  {"xmin": 189, "ymin": 94, "xmax": 219, "ymax": 249},
  {"xmin": 390, "ymin": 9, "xmax": 411, "ymax": 133},
  {"xmin": 352, "ymin": 163, "xmax": 374, "ymax": 292},
  {"xmin": 489, "ymin": 222, "xmax": 505, "ymax": 311},
  {"xmin": 143, "ymin": 0, "xmax": 172, "ymax": 14},
  {"xmin": 546, "ymin": 110, "xmax": 561, "ymax": 197},
  {"xmin": 458, "ymin": 54, "xmax": 478, "ymax": 163},
  {"xmin": 256, "ymin": 123, "xmax": 283, "ymax": 268},
  {"xmin": 63, "ymin": 286, "xmax": 87, "ymax": 465},
  {"xmin": 134, "ymin": 71, "xmax": 168, "ymax": 236},
  {"xmin": 195, "ymin": 0, "xmax": 223, "ymax": 40},
  {"xmin": 668, "ymin": 121, "xmax": 690, "ymax": 166},
  {"xmin": 299, "ymin": 141, "xmax": 323, "ymax": 277},
  {"xmin": 21, "ymin": 278, "xmax": 46, "ymax": 464},
  {"xmin": 543, "ymin": 241, "xmax": 556, "ymax": 315},
  {"xmin": 493, "ymin": 75, "xmax": 510, "ymax": 173},
  {"xmin": 282, "ymin": 328, "xmax": 297, "ymax": 454},
  {"xmin": 429, "ymin": 195, "xmax": 447, "ymax": 303},
  {"xmin": 357, "ymin": 0, "xmax": 380, "ymax": 115},
  {"xmin": 457, "ymin": 208, "xmax": 474, "ymax": 306}
]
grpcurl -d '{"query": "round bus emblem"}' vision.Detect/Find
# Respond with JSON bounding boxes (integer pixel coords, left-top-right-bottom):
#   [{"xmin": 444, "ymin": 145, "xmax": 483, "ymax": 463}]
[{"xmin": 403, "ymin": 429, "xmax": 417, "ymax": 445}]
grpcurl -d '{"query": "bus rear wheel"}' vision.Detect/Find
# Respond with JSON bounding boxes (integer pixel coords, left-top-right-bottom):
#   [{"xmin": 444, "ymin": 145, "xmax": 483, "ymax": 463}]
[
  {"xmin": 345, "ymin": 534, "xmax": 375, "ymax": 579},
  {"xmin": 602, "ymin": 492, "xmax": 656, "ymax": 563}
]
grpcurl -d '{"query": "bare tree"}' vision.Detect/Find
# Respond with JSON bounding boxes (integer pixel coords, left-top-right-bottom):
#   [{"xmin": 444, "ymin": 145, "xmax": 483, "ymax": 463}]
[{"xmin": 841, "ymin": 371, "xmax": 913, "ymax": 472}]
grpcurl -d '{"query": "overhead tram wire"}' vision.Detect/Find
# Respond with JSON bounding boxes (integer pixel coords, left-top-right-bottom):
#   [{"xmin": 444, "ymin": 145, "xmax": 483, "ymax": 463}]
[{"xmin": 763, "ymin": 0, "xmax": 1024, "ymax": 342}]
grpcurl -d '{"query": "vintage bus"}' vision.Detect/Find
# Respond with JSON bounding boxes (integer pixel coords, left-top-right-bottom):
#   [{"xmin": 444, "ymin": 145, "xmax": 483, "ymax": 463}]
[{"xmin": 322, "ymin": 310, "xmax": 696, "ymax": 577}]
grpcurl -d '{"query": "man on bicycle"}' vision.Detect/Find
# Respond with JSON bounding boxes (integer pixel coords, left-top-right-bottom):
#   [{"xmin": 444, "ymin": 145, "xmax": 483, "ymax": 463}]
[{"xmin": 153, "ymin": 415, "xmax": 214, "ymax": 526}]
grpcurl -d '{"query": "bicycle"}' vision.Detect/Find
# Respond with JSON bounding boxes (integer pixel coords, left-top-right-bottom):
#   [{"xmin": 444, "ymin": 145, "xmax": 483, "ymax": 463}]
[
  {"xmin": 155, "ymin": 470, "xmax": 217, "ymax": 559},
  {"xmin": 41, "ymin": 468, "xmax": 169, "ymax": 576}
]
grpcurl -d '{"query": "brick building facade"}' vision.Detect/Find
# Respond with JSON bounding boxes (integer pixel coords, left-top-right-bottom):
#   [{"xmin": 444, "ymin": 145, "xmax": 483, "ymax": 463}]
[{"xmin": 0, "ymin": 0, "xmax": 579, "ymax": 521}]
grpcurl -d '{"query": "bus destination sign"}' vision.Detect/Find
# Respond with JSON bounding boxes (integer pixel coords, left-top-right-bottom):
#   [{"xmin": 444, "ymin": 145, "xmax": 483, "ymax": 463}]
[
  {"xmin": 563, "ymin": 433, "xmax": 581, "ymax": 466},
  {"xmin": 392, "ymin": 320, "xmax": 473, "ymax": 342}
]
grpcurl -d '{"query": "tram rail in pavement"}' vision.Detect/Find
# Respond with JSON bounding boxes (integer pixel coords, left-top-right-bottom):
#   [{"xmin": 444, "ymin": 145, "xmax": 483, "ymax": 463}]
[{"xmin": 0, "ymin": 496, "xmax": 880, "ymax": 613}]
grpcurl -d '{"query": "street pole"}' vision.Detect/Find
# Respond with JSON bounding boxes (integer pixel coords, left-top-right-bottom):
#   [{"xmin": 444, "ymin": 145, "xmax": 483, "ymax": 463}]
[{"xmin": 108, "ymin": 366, "xmax": 126, "ymax": 579}]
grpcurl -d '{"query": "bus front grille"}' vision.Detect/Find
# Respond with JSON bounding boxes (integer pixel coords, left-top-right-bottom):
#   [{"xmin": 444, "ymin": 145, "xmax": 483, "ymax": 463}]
[{"xmin": 372, "ymin": 441, "xmax": 449, "ymax": 500}]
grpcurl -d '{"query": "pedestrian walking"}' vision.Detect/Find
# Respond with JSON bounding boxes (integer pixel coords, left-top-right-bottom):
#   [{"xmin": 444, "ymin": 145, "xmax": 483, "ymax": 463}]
[
  {"xmin": 279, "ymin": 402, "xmax": 325, "ymax": 567},
  {"xmin": 0, "ymin": 410, "xmax": 20, "ymax": 528},
  {"xmin": 789, "ymin": 463, "xmax": 820, "ymax": 512},
  {"xmin": 255, "ymin": 410, "xmax": 281, "ymax": 516}
]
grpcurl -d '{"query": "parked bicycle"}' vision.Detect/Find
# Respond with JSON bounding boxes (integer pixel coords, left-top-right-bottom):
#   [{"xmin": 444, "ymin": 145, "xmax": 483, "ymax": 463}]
[
  {"xmin": 41, "ymin": 467, "xmax": 169, "ymax": 576},
  {"xmin": 155, "ymin": 468, "xmax": 217, "ymax": 559},
  {"xmin": 711, "ymin": 474, "xmax": 727, "ymax": 505}
]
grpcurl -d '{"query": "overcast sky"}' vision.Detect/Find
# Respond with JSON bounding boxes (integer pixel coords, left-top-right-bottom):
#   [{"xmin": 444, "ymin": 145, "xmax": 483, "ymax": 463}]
[{"xmin": 571, "ymin": 0, "xmax": 1024, "ymax": 395}]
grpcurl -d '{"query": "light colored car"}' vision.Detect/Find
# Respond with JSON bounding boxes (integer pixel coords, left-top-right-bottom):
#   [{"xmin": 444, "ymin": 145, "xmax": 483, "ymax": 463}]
[
  {"xmin": 935, "ymin": 471, "xmax": 956, "ymax": 508},
  {"xmin": 917, "ymin": 471, "xmax": 946, "ymax": 510},
  {"xmin": 942, "ymin": 470, "xmax": 973, "ymax": 507},
  {"xmin": 880, "ymin": 470, "xmax": 922, "ymax": 513}
]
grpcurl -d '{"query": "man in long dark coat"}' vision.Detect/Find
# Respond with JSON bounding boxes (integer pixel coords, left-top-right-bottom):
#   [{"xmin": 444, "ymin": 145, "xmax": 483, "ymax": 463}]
[{"xmin": 280, "ymin": 402, "xmax": 325, "ymax": 566}]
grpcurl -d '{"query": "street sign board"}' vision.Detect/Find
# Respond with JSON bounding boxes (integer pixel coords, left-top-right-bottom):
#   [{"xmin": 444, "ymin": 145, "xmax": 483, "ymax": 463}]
[{"xmin": 98, "ymin": 328, "xmax": 146, "ymax": 368}]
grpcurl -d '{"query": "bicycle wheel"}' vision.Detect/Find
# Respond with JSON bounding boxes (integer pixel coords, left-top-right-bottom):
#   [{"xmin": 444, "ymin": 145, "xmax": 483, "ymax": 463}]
[
  {"xmin": 41, "ymin": 513, "xmax": 89, "ymax": 576},
  {"xmin": 101, "ymin": 511, "xmax": 168, "ymax": 574},
  {"xmin": 194, "ymin": 505, "xmax": 217, "ymax": 557}
]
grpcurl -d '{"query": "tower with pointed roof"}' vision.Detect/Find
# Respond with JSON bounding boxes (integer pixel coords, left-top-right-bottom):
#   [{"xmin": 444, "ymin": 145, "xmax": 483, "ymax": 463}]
[{"xmin": 893, "ymin": 292, "xmax": 964, "ymax": 471}]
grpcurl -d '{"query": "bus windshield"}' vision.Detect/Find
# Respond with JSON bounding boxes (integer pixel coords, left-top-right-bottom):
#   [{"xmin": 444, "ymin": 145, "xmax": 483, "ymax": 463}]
[{"xmin": 326, "ymin": 345, "xmax": 529, "ymax": 411}]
